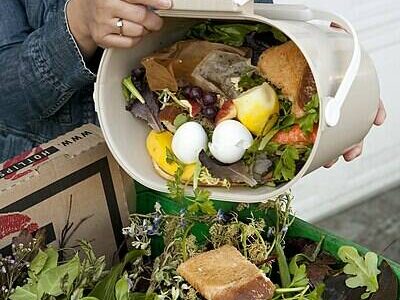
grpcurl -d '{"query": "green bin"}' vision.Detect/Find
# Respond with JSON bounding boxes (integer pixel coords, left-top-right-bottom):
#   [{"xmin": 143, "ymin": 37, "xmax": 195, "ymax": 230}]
[{"xmin": 134, "ymin": 183, "xmax": 400, "ymax": 297}]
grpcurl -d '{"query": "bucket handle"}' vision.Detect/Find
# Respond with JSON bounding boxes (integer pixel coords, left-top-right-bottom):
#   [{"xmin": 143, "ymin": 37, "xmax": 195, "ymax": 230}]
[
  {"xmin": 257, "ymin": 4, "xmax": 361, "ymax": 127},
  {"xmin": 170, "ymin": 0, "xmax": 254, "ymax": 13}
]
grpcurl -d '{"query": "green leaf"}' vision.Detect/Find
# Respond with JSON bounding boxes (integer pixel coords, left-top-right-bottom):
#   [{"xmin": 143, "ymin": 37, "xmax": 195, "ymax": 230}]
[
  {"xmin": 37, "ymin": 254, "xmax": 80, "ymax": 297},
  {"xmin": 273, "ymin": 146, "xmax": 300, "ymax": 181},
  {"xmin": 338, "ymin": 246, "xmax": 381, "ymax": 298},
  {"xmin": 190, "ymin": 189, "xmax": 217, "ymax": 216},
  {"xmin": 276, "ymin": 242, "xmax": 291, "ymax": 288},
  {"xmin": 29, "ymin": 249, "xmax": 48, "ymax": 276},
  {"xmin": 43, "ymin": 247, "xmax": 59, "ymax": 272},
  {"xmin": 238, "ymin": 73, "xmax": 265, "ymax": 91},
  {"xmin": 81, "ymin": 298, "xmax": 101, "ymax": 300},
  {"xmin": 89, "ymin": 250, "xmax": 145, "ymax": 300},
  {"xmin": 9, "ymin": 285, "xmax": 37, "ymax": 300},
  {"xmin": 304, "ymin": 94, "xmax": 319, "ymax": 112},
  {"xmin": 307, "ymin": 284, "xmax": 325, "ymax": 300},
  {"xmin": 298, "ymin": 113, "xmax": 318, "ymax": 135},
  {"xmin": 187, "ymin": 22, "xmax": 287, "ymax": 47},
  {"xmin": 173, "ymin": 113, "xmax": 189, "ymax": 129},
  {"xmin": 165, "ymin": 147, "xmax": 186, "ymax": 201},
  {"xmin": 289, "ymin": 257, "xmax": 309, "ymax": 288},
  {"xmin": 115, "ymin": 274, "xmax": 130, "ymax": 300},
  {"xmin": 297, "ymin": 94, "xmax": 319, "ymax": 135},
  {"xmin": 129, "ymin": 293, "xmax": 158, "ymax": 300},
  {"xmin": 192, "ymin": 161, "xmax": 202, "ymax": 191},
  {"xmin": 122, "ymin": 76, "xmax": 145, "ymax": 104}
]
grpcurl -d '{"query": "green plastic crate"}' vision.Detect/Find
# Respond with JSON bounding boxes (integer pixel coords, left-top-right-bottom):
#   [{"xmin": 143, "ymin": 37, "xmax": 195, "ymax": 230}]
[{"xmin": 134, "ymin": 183, "xmax": 400, "ymax": 297}]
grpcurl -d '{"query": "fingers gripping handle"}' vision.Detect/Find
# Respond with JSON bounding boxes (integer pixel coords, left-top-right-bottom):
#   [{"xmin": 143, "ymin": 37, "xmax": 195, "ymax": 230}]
[{"xmin": 258, "ymin": 5, "xmax": 361, "ymax": 127}]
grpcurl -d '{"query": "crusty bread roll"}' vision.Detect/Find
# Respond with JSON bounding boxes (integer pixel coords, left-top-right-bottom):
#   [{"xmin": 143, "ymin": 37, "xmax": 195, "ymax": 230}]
[
  {"xmin": 177, "ymin": 245, "xmax": 275, "ymax": 300},
  {"xmin": 258, "ymin": 41, "xmax": 317, "ymax": 118}
]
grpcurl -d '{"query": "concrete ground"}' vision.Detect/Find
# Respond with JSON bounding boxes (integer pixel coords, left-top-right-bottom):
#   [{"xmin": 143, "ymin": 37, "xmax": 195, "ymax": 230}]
[{"xmin": 317, "ymin": 185, "xmax": 400, "ymax": 263}]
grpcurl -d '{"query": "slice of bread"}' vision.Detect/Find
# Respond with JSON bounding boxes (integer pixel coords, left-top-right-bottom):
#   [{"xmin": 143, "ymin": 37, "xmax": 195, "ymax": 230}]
[
  {"xmin": 177, "ymin": 245, "xmax": 275, "ymax": 300},
  {"xmin": 258, "ymin": 41, "xmax": 317, "ymax": 117}
]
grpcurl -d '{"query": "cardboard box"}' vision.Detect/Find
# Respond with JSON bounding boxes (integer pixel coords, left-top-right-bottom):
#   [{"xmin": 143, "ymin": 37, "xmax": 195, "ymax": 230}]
[{"xmin": 0, "ymin": 124, "xmax": 130, "ymax": 264}]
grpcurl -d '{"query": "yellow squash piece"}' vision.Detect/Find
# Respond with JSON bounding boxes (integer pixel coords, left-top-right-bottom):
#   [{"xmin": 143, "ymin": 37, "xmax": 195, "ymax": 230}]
[
  {"xmin": 146, "ymin": 131, "xmax": 195, "ymax": 181},
  {"xmin": 233, "ymin": 82, "xmax": 279, "ymax": 136}
]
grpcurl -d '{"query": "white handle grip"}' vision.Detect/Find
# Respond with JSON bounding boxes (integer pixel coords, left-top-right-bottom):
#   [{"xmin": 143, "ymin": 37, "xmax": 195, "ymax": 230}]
[
  {"xmin": 257, "ymin": 4, "xmax": 361, "ymax": 127},
  {"xmin": 170, "ymin": 0, "xmax": 253, "ymax": 12}
]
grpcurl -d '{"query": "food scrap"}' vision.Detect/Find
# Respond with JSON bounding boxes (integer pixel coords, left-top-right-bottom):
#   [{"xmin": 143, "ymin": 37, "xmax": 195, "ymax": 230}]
[{"xmin": 122, "ymin": 21, "xmax": 320, "ymax": 190}]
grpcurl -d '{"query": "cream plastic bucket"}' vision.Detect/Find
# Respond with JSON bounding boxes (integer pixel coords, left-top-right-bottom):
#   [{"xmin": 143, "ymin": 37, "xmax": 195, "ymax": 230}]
[{"xmin": 94, "ymin": 1, "xmax": 380, "ymax": 202}]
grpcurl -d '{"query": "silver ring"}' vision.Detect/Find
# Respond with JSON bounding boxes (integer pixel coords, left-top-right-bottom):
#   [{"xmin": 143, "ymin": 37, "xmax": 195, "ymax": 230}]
[{"xmin": 116, "ymin": 18, "xmax": 124, "ymax": 36}]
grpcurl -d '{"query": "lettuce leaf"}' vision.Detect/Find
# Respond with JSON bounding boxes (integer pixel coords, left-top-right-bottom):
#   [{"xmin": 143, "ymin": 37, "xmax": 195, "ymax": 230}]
[
  {"xmin": 199, "ymin": 150, "xmax": 257, "ymax": 187},
  {"xmin": 338, "ymin": 246, "xmax": 380, "ymax": 299},
  {"xmin": 187, "ymin": 22, "xmax": 287, "ymax": 47},
  {"xmin": 126, "ymin": 77, "xmax": 163, "ymax": 132}
]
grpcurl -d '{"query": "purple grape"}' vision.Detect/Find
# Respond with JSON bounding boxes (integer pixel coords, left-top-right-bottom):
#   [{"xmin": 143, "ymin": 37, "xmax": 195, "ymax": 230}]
[
  {"xmin": 202, "ymin": 92, "xmax": 217, "ymax": 106},
  {"xmin": 182, "ymin": 86, "xmax": 192, "ymax": 98},
  {"xmin": 190, "ymin": 86, "xmax": 203, "ymax": 100},
  {"xmin": 131, "ymin": 68, "xmax": 145, "ymax": 80},
  {"xmin": 202, "ymin": 106, "xmax": 218, "ymax": 119}
]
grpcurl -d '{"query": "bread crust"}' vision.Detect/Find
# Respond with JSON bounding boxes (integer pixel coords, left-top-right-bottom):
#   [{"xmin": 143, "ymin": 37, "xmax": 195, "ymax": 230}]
[
  {"xmin": 177, "ymin": 245, "xmax": 275, "ymax": 300},
  {"xmin": 258, "ymin": 41, "xmax": 317, "ymax": 117}
]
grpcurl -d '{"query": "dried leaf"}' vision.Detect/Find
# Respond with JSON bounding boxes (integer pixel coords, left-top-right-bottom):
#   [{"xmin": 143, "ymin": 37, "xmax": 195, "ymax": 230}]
[
  {"xmin": 142, "ymin": 40, "xmax": 247, "ymax": 91},
  {"xmin": 199, "ymin": 150, "xmax": 257, "ymax": 187},
  {"xmin": 370, "ymin": 261, "xmax": 398, "ymax": 300},
  {"xmin": 323, "ymin": 274, "xmax": 364, "ymax": 300},
  {"xmin": 308, "ymin": 263, "xmax": 333, "ymax": 287}
]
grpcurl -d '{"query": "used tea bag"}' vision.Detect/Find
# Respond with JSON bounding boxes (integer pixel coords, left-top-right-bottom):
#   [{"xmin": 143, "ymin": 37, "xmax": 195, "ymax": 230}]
[{"xmin": 192, "ymin": 50, "xmax": 255, "ymax": 99}]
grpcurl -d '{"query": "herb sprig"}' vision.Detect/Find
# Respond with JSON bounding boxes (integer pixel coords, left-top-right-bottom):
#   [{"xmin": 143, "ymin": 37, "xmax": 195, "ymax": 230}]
[
  {"xmin": 166, "ymin": 149, "xmax": 217, "ymax": 216},
  {"xmin": 297, "ymin": 94, "xmax": 319, "ymax": 135},
  {"xmin": 273, "ymin": 145, "xmax": 300, "ymax": 182}
]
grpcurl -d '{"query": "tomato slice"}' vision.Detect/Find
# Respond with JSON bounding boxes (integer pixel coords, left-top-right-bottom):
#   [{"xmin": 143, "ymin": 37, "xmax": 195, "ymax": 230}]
[{"xmin": 272, "ymin": 124, "xmax": 318, "ymax": 145}]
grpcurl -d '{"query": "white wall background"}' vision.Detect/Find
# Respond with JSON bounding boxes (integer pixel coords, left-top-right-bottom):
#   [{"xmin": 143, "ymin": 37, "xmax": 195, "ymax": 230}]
[{"xmin": 273, "ymin": 0, "xmax": 400, "ymax": 221}]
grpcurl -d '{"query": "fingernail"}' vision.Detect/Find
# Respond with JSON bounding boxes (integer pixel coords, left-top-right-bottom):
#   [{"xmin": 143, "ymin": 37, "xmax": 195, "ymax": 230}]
[
  {"xmin": 159, "ymin": 0, "xmax": 171, "ymax": 9},
  {"xmin": 375, "ymin": 111, "xmax": 386, "ymax": 125},
  {"xmin": 345, "ymin": 149, "xmax": 360, "ymax": 161}
]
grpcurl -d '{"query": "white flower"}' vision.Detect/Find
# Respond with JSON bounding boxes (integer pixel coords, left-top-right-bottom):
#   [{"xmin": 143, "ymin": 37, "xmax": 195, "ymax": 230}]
[
  {"xmin": 122, "ymin": 226, "xmax": 133, "ymax": 236},
  {"xmin": 181, "ymin": 283, "xmax": 190, "ymax": 290},
  {"xmin": 154, "ymin": 202, "xmax": 162, "ymax": 213}
]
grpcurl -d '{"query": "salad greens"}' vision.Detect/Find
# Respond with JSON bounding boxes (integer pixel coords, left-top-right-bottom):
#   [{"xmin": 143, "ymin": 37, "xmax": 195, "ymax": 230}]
[
  {"xmin": 186, "ymin": 22, "xmax": 287, "ymax": 47},
  {"xmin": 298, "ymin": 94, "xmax": 320, "ymax": 135},
  {"xmin": 273, "ymin": 145, "xmax": 300, "ymax": 182},
  {"xmin": 338, "ymin": 246, "xmax": 381, "ymax": 299},
  {"xmin": 238, "ymin": 72, "xmax": 266, "ymax": 92},
  {"xmin": 122, "ymin": 76, "xmax": 145, "ymax": 104}
]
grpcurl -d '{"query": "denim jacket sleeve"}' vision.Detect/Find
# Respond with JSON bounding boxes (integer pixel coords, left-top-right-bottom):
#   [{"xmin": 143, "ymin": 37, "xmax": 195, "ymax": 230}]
[{"xmin": 0, "ymin": 0, "xmax": 96, "ymax": 122}]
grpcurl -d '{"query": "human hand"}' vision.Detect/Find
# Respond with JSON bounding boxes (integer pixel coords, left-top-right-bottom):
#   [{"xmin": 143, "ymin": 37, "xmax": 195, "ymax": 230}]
[
  {"xmin": 66, "ymin": 0, "xmax": 171, "ymax": 59},
  {"xmin": 324, "ymin": 99, "xmax": 386, "ymax": 168}
]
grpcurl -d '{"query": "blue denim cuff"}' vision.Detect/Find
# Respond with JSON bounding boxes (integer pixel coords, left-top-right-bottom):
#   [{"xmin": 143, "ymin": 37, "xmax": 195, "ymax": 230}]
[{"xmin": 26, "ymin": 1, "xmax": 95, "ymax": 117}]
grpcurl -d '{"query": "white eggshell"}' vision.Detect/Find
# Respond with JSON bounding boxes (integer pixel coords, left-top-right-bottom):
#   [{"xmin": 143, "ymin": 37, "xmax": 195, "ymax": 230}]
[
  {"xmin": 209, "ymin": 120, "xmax": 254, "ymax": 164},
  {"xmin": 172, "ymin": 122, "xmax": 208, "ymax": 164}
]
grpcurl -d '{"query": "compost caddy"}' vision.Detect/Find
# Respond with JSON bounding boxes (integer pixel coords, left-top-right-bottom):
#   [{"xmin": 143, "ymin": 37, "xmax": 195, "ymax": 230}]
[{"xmin": 94, "ymin": 0, "xmax": 380, "ymax": 202}]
